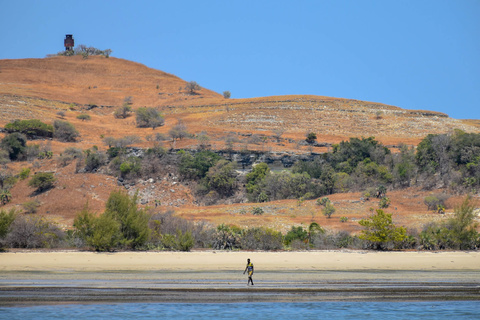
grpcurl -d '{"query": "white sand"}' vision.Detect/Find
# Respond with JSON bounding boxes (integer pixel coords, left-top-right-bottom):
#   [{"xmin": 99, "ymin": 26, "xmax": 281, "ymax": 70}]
[{"xmin": 1, "ymin": 250, "xmax": 479, "ymax": 272}]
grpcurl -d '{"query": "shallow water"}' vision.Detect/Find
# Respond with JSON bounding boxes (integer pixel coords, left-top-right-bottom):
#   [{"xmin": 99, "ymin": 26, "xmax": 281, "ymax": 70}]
[{"xmin": 1, "ymin": 301, "xmax": 479, "ymax": 320}]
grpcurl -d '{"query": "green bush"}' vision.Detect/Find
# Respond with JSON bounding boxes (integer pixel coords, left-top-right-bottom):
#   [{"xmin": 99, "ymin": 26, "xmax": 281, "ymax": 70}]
[
  {"xmin": 4, "ymin": 119, "xmax": 53, "ymax": 138},
  {"xmin": 104, "ymin": 191, "xmax": 150, "ymax": 249},
  {"xmin": 19, "ymin": 168, "xmax": 31, "ymax": 180},
  {"xmin": 205, "ymin": 160, "xmax": 237, "ymax": 197},
  {"xmin": 306, "ymin": 132, "xmax": 317, "ymax": 143},
  {"xmin": 322, "ymin": 202, "xmax": 336, "ymax": 218},
  {"xmin": 379, "ymin": 197, "xmax": 390, "ymax": 208},
  {"xmin": 53, "ymin": 120, "xmax": 79, "ymax": 142},
  {"xmin": 284, "ymin": 226, "xmax": 307, "ymax": 245},
  {"xmin": 88, "ymin": 214, "xmax": 121, "ymax": 251},
  {"xmin": 28, "ymin": 172, "xmax": 55, "ymax": 192},
  {"xmin": 251, "ymin": 207, "xmax": 264, "ymax": 215},
  {"xmin": 358, "ymin": 209, "xmax": 407, "ymax": 250},
  {"xmin": 0, "ymin": 208, "xmax": 16, "ymax": 239},
  {"xmin": 1, "ymin": 132, "xmax": 27, "ymax": 160}
]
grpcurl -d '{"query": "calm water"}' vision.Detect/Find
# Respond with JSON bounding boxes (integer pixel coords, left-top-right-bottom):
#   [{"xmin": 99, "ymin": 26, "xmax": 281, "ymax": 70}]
[{"xmin": 1, "ymin": 301, "xmax": 479, "ymax": 320}]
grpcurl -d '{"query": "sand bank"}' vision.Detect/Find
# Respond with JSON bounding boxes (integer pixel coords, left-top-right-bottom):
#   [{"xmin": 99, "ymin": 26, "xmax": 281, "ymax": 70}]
[{"xmin": 1, "ymin": 250, "xmax": 479, "ymax": 272}]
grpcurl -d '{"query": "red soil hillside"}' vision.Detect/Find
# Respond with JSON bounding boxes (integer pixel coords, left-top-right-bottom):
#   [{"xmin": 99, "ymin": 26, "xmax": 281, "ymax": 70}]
[{"xmin": 0, "ymin": 56, "xmax": 479, "ymax": 232}]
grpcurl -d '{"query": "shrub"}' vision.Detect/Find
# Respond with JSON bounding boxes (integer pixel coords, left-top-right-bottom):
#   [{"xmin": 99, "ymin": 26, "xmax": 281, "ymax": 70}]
[
  {"xmin": 211, "ymin": 224, "xmax": 242, "ymax": 250},
  {"xmin": 87, "ymin": 214, "xmax": 121, "ymax": 251},
  {"xmin": 358, "ymin": 209, "xmax": 407, "ymax": 250},
  {"xmin": 223, "ymin": 91, "xmax": 231, "ymax": 99},
  {"xmin": 379, "ymin": 196, "xmax": 390, "ymax": 208},
  {"xmin": 424, "ymin": 194, "xmax": 449, "ymax": 211},
  {"xmin": 317, "ymin": 197, "xmax": 330, "ymax": 206},
  {"xmin": 104, "ymin": 191, "xmax": 150, "ymax": 249},
  {"xmin": 251, "ymin": 207, "xmax": 264, "ymax": 215},
  {"xmin": 306, "ymin": 132, "xmax": 317, "ymax": 144},
  {"xmin": 19, "ymin": 168, "xmax": 31, "ymax": 180},
  {"xmin": 57, "ymin": 147, "xmax": 83, "ymax": 167},
  {"xmin": 5, "ymin": 215, "xmax": 64, "ymax": 248},
  {"xmin": 284, "ymin": 226, "xmax": 307, "ymax": 246},
  {"xmin": 136, "ymin": 107, "xmax": 165, "ymax": 129},
  {"xmin": 240, "ymin": 227, "xmax": 283, "ymax": 250},
  {"xmin": 1, "ymin": 132, "xmax": 27, "ymax": 160},
  {"xmin": 76, "ymin": 114, "xmax": 91, "ymax": 121},
  {"xmin": 114, "ymin": 104, "xmax": 132, "ymax": 119},
  {"xmin": 0, "ymin": 208, "xmax": 16, "ymax": 239},
  {"xmin": 322, "ymin": 202, "xmax": 336, "ymax": 218},
  {"xmin": 53, "ymin": 120, "xmax": 79, "ymax": 142},
  {"xmin": 84, "ymin": 150, "xmax": 107, "ymax": 172},
  {"xmin": 28, "ymin": 172, "xmax": 55, "ymax": 193},
  {"xmin": 168, "ymin": 121, "xmax": 189, "ymax": 141},
  {"xmin": 185, "ymin": 81, "xmax": 201, "ymax": 94},
  {"xmin": 4, "ymin": 119, "xmax": 53, "ymax": 138},
  {"xmin": 0, "ymin": 189, "xmax": 12, "ymax": 205},
  {"xmin": 73, "ymin": 206, "xmax": 97, "ymax": 246},
  {"xmin": 23, "ymin": 199, "xmax": 41, "ymax": 214},
  {"xmin": 205, "ymin": 160, "xmax": 237, "ymax": 197}
]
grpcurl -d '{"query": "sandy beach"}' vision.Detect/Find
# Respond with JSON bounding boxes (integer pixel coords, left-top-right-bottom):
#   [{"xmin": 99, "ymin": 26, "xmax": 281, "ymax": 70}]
[
  {"xmin": 1, "ymin": 250, "xmax": 479, "ymax": 304},
  {"xmin": 2, "ymin": 250, "xmax": 480, "ymax": 271}
]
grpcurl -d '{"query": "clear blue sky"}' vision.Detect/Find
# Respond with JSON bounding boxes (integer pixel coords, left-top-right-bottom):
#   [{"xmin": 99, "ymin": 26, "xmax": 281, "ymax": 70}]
[{"xmin": 1, "ymin": 0, "xmax": 479, "ymax": 119}]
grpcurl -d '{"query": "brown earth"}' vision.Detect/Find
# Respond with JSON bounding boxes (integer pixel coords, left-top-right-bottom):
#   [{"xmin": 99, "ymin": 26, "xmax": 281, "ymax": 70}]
[{"xmin": 1, "ymin": 56, "xmax": 480, "ymax": 232}]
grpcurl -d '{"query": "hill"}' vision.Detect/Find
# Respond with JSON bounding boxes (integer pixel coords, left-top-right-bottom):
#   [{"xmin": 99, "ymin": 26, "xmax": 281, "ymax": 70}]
[{"xmin": 0, "ymin": 56, "xmax": 479, "ymax": 233}]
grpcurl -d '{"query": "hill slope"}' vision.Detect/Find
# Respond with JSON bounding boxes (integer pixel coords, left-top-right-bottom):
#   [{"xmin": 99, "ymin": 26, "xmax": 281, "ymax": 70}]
[{"xmin": 0, "ymin": 56, "xmax": 479, "ymax": 232}]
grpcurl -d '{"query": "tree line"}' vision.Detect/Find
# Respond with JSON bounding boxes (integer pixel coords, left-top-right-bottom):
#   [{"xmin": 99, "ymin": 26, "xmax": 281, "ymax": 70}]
[{"xmin": 1, "ymin": 191, "xmax": 477, "ymax": 251}]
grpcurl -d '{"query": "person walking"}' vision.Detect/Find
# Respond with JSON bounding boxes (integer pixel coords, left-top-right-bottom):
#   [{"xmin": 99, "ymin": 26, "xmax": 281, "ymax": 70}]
[{"xmin": 243, "ymin": 258, "xmax": 254, "ymax": 286}]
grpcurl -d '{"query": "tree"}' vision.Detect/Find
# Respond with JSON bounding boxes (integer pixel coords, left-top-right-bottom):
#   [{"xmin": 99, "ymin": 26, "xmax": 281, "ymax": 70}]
[
  {"xmin": 306, "ymin": 222, "xmax": 324, "ymax": 246},
  {"xmin": 246, "ymin": 163, "xmax": 270, "ymax": 201},
  {"xmin": 205, "ymin": 160, "xmax": 237, "ymax": 197},
  {"xmin": 284, "ymin": 226, "xmax": 307, "ymax": 246},
  {"xmin": 28, "ymin": 172, "xmax": 56, "ymax": 193},
  {"xmin": 0, "ymin": 208, "xmax": 16, "ymax": 239},
  {"xmin": 185, "ymin": 81, "xmax": 201, "ymax": 95},
  {"xmin": 223, "ymin": 91, "xmax": 231, "ymax": 99},
  {"xmin": 104, "ymin": 191, "xmax": 150, "ymax": 249},
  {"xmin": 306, "ymin": 132, "xmax": 317, "ymax": 144},
  {"xmin": 114, "ymin": 104, "xmax": 132, "ymax": 119},
  {"xmin": 447, "ymin": 195, "xmax": 479, "ymax": 249},
  {"xmin": 135, "ymin": 107, "xmax": 165, "ymax": 129},
  {"xmin": 358, "ymin": 209, "xmax": 407, "ymax": 250},
  {"xmin": 322, "ymin": 201, "xmax": 336, "ymax": 218},
  {"xmin": 168, "ymin": 121, "xmax": 189, "ymax": 142},
  {"xmin": 53, "ymin": 120, "xmax": 79, "ymax": 142},
  {"xmin": 1, "ymin": 132, "xmax": 27, "ymax": 160}
]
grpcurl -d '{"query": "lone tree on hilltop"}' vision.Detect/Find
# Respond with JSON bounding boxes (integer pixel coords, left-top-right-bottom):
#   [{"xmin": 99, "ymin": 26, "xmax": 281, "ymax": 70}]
[{"xmin": 185, "ymin": 81, "xmax": 201, "ymax": 95}]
